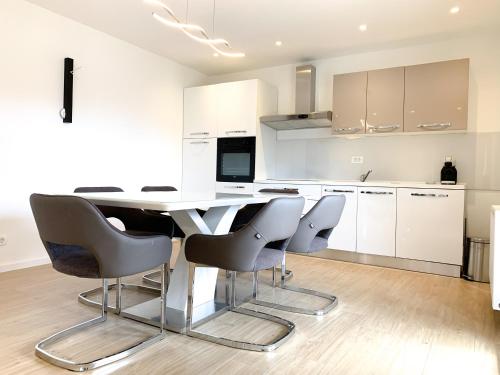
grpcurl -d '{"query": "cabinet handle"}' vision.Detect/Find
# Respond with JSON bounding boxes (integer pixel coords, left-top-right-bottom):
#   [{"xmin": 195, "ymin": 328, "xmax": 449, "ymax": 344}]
[
  {"xmin": 360, "ymin": 191, "xmax": 393, "ymax": 195},
  {"xmin": 417, "ymin": 122, "xmax": 451, "ymax": 130},
  {"xmin": 369, "ymin": 124, "xmax": 400, "ymax": 133},
  {"xmin": 189, "ymin": 141, "xmax": 209, "ymax": 144},
  {"xmin": 225, "ymin": 130, "xmax": 248, "ymax": 134},
  {"xmin": 411, "ymin": 193, "xmax": 448, "ymax": 198},
  {"xmin": 189, "ymin": 132, "xmax": 210, "ymax": 135},
  {"xmin": 324, "ymin": 189, "xmax": 355, "ymax": 193},
  {"xmin": 333, "ymin": 127, "xmax": 362, "ymax": 134},
  {"xmin": 225, "ymin": 185, "xmax": 245, "ymax": 189}
]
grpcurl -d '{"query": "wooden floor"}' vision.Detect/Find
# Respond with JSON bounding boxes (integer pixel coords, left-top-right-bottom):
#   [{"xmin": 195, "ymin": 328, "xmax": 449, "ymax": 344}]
[{"xmin": 0, "ymin": 254, "xmax": 499, "ymax": 374}]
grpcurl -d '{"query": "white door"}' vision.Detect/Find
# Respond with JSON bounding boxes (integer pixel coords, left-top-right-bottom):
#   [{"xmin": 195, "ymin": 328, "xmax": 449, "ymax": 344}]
[
  {"xmin": 357, "ymin": 187, "xmax": 396, "ymax": 256},
  {"xmin": 322, "ymin": 186, "xmax": 358, "ymax": 252},
  {"xmin": 396, "ymin": 188, "xmax": 464, "ymax": 265},
  {"xmin": 183, "ymin": 85, "xmax": 218, "ymax": 138},
  {"xmin": 217, "ymin": 80, "xmax": 258, "ymax": 137},
  {"xmin": 182, "ymin": 138, "xmax": 216, "ymax": 193}
]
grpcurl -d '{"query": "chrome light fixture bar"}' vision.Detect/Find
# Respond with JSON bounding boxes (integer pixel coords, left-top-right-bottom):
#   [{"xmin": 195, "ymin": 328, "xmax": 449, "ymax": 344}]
[{"xmin": 145, "ymin": 0, "xmax": 245, "ymax": 58}]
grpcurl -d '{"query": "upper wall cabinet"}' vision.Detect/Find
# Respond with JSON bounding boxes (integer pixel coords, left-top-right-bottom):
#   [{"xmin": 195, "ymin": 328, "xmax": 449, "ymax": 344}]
[
  {"xmin": 184, "ymin": 80, "xmax": 277, "ymax": 139},
  {"xmin": 366, "ymin": 67, "xmax": 404, "ymax": 134},
  {"xmin": 404, "ymin": 59, "xmax": 469, "ymax": 132},
  {"xmin": 217, "ymin": 80, "xmax": 259, "ymax": 137},
  {"xmin": 184, "ymin": 85, "xmax": 218, "ymax": 138},
  {"xmin": 332, "ymin": 72, "xmax": 367, "ymax": 135}
]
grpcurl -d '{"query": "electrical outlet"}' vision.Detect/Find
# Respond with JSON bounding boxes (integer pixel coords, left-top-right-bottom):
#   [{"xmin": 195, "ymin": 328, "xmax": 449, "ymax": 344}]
[
  {"xmin": 445, "ymin": 155, "xmax": 453, "ymax": 162},
  {"xmin": 351, "ymin": 156, "xmax": 364, "ymax": 164},
  {"xmin": 0, "ymin": 235, "xmax": 7, "ymax": 246}
]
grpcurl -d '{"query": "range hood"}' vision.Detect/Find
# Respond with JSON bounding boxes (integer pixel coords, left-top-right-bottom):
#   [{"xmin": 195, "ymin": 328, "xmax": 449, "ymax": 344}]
[{"xmin": 260, "ymin": 65, "xmax": 332, "ymax": 130}]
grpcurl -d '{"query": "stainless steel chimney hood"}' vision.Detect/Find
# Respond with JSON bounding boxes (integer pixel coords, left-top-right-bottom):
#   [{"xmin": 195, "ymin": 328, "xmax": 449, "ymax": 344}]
[{"xmin": 260, "ymin": 65, "xmax": 332, "ymax": 130}]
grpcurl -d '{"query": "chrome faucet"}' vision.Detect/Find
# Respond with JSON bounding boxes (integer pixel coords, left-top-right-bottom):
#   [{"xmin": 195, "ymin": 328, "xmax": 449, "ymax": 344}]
[{"xmin": 360, "ymin": 169, "xmax": 372, "ymax": 182}]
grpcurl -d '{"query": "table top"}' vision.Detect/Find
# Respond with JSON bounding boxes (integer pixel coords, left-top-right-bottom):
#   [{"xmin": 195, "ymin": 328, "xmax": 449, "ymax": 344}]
[{"xmin": 73, "ymin": 191, "xmax": 300, "ymax": 211}]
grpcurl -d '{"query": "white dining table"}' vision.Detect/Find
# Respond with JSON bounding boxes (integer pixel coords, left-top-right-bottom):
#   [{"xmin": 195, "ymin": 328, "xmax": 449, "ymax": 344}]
[{"xmin": 74, "ymin": 190, "xmax": 295, "ymax": 332}]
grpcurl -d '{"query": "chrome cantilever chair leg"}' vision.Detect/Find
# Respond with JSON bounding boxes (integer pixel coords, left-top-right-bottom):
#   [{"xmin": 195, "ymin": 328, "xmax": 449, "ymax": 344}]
[
  {"xmin": 78, "ymin": 265, "xmax": 171, "ymax": 314},
  {"xmin": 250, "ymin": 253, "xmax": 338, "ymax": 316},
  {"xmin": 36, "ymin": 265, "xmax": 168, "ymax": 372},
  {"xmin": 185, "ymin": 263, "xmax": 295, "ymax": 352}
]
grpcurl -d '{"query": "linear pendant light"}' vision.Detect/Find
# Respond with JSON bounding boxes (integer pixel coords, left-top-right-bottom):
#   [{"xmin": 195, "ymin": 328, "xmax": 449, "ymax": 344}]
[{"xmin": 145, "ymin": 0, "xmax": 245, "ymax": 58}]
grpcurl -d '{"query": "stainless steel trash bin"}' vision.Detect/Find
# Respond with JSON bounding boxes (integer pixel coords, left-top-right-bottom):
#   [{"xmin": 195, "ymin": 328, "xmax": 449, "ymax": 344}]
[{"xmin": 464, "ymin": 237, "xmax": 490, "ymax": 282}]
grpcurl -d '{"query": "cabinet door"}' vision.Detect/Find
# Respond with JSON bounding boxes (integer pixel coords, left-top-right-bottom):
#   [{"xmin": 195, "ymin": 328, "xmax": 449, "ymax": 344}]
[
  {"xmin": 396, "ymin": 188, "xmax": 464, "ymax": 264},
  {"xmin": 182, "ymin": 138, "xmax": 216, "ymax": 193},
  {"xmin": 366, "ymin": 67, "xmax": 404, "ymax": 134},
  {"xmin": 332, "ymin": 71, "xmax": 367, "ymax": 135},
  {"xmin": 404, "ymin": 59, "xmax": 469, "ymax": 132},
  {"xmin": 356, "ymin": 187, "xmax": 396, "ymax": 256},
  {"xmin": 217, "ymin": 80, "xmax": 258, "ymax": 137},
  {"xmin": 322, "ymin": 186, "xmax": 358, "ymax": 252},
  {"xmin": 183, "ymin": 85, "xmax": 218, "ymax": 138}
]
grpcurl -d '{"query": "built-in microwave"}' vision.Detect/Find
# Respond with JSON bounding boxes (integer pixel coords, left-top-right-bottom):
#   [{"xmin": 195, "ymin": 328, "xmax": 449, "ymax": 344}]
[{"xmin": 216, "ymin": 137, "xmax": 256, "ymax": 183}]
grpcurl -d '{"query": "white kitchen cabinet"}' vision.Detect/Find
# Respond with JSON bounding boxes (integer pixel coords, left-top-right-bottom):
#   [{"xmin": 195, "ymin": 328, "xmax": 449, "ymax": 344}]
[
  {"xmin": 215, "ymin": 182, "xmax": 254, "ymax": 194},
  {"xmin": 217, "ymin": 80, "xmax": 258, "ymax": 138},
  {"xmin": 182, "ymin": 138, "xmax": 216, "ymax": 193},
  {"xmin": 183, "ymin": 85, "xmax": 218, "ymax": 138},
  {"xmin": 396, "ymin": 188, "xmax": 464, "ymax": 264},
  {"xmin": 322, "ymin": 185, "xmax": 358, "ymax": 252},
  {"xmin": 356, "ymin": 187, "xmax": 396, "ymax": 256},
  {"xmin": 253, "ymin": 182, "xmax": 321, "ymax": 214}
]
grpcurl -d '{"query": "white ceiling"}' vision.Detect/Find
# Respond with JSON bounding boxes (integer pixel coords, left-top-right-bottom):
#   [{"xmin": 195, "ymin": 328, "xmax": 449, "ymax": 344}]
[{"xmin": 26, "ymin": 0, "xmax": 500, "ymax": 75}]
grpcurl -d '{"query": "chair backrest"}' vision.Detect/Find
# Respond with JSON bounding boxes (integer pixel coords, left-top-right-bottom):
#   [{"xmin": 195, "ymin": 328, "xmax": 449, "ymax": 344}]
[
  {"xmin": 141, "ymin": 186, "xmax": 178, "ymax": 192},
  {"xmin": 30, "ymin": 194, "xmax": 120, "ymax": 277},
  {"xmin": 286, "ymin": 195, "xmax": 346, "ymax": 253},
  {"xmin": 74, "ymin": 186, "xmax": 123, "ymax": 193},
  {"xmin": 30, "ymin": 194, "xmax": 170, "ymax": 278}
]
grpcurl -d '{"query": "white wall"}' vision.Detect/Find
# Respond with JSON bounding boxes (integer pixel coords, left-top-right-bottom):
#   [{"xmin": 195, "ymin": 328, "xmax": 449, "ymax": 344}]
[
  {"xmin": 207, "ymin": 31, "xmax": 500, "ymax": 238},
  {"xmin": 0, "ymin": 0, "xmax": 205, "ymax": 272}
]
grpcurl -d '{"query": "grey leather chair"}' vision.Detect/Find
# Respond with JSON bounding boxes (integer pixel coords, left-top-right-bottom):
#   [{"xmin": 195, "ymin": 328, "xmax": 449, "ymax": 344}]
[
  {"xmin": 30, "ymin": 194, "xmax": 171, "ymax": 372},
  {"xmin": 251, "ymin": 195, "xmax": 346, "ymax": 316},
  {"xmin": 74, "ymin": 186, "xmax": 175, "ymax": 306},
  {"xmin": 184, "ymin": 196, "xmax": 305, "ymax": 351}
]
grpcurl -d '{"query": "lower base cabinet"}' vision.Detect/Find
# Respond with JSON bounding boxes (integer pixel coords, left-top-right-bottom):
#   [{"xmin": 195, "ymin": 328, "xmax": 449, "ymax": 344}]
[
  {"xmin": 356, "ymin": 187, "xmax": 396, "ymax": 256},
  {"xmin": 396, "ymin": 188, "xmax": 464, "ymax": 265},
  {"xmin": 322, "ymin": 186, "xmax": 358, "ymax": 252}
]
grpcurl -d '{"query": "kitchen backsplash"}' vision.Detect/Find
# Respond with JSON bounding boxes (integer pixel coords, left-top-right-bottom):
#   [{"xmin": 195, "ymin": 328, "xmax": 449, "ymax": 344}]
[{"xmin": 275, "ymin": 131, "xmax": 500, "ymax": 191}]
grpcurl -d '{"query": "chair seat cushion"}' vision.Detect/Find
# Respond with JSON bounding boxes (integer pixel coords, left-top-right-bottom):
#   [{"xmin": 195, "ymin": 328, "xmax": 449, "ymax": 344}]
[
  {"xmin": 48, "ymin": 243, "xmax": 100, "ymax": 278},
  {"xmin": 254, "ymin": 247, "xmax": 283, "ymax": 271}
]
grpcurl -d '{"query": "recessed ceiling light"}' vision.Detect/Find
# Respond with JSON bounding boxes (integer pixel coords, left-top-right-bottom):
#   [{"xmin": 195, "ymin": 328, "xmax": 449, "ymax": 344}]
[
  {"xmin": 450, "ymin": 6, "xmax": 460, "ymax": 14},
  {"xmin": 359, "ymin": 24, "xmax": 367, "ymax": 32},
  {"xmin": 275, "ymin": 40, "xmax": 283, "ymax": 46}
]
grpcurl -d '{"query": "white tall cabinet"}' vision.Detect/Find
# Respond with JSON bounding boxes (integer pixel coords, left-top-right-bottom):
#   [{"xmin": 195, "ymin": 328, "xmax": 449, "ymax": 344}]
[
  {"xmin": 356, "ymin": 187, "xmax": 397, "ymax": 256},
  {"xmin": 181, "ymin": 139, "xmax": 217, "ymax": 193},
  {"xmin": 182, "ymin": 80, "xmax": 278, "ymax": 193}
]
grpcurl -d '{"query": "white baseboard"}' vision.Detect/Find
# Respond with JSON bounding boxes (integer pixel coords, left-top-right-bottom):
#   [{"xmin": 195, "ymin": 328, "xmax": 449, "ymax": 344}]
[{"xmin": 0, "ymin": 256, "xmax": 51, "ymax": 273}]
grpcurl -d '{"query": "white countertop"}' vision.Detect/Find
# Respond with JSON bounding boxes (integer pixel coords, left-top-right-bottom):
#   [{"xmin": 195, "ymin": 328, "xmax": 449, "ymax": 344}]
[
  {"xmin": 493, "ymin": 205, "xmax": 500, "ymax": 212},
  {"xmin": 254, "ymin": 179, "xmax": 466, "ymax": 190}
]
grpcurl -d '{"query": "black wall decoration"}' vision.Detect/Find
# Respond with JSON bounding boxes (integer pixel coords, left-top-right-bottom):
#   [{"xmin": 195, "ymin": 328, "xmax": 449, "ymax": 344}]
[{"xmin": 60, "ymin": 57, "xmax": 74, "ymax": 123}]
